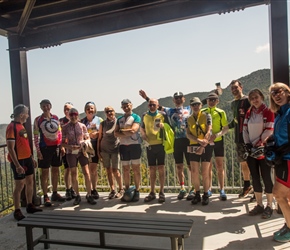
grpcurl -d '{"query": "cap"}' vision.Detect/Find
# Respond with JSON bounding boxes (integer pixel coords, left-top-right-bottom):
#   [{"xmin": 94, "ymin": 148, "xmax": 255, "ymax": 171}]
[
  {"xmin": 121, "ymin": 99, "xmax": 131, "ymax": 105},
  {"xmin": 173, "ymin": 92, "xmax": 184, "ymax": 97},
  {"xmin": 207, "ymin": 92, "xmax": 219, "ymax": 99},
  {"xmin": 40, "ymin": 99, "xmax": 51, "ymax": 105},
  {"xmin": 190, "ymin": 97, "xmax": 202, "ymax": 105}
]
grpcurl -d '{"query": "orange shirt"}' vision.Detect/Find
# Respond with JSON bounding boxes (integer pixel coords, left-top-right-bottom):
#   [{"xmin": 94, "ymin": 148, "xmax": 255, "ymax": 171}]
[{"xmin": 6, "ymin": 121, "xmax": 31, "ymax": 161}]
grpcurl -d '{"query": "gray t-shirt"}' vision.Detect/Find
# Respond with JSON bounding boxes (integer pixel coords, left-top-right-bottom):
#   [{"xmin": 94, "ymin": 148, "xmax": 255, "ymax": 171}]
[{"xmin": 100, "ymin": 118, "xmax": 119, "ymax": 153}]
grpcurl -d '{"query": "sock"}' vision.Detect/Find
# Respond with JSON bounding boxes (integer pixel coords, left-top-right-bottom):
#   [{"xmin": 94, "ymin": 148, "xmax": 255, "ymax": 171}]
[
  {"xmin": 180, "ymin": 182, "xmax": 185, "ymax": 190},
  {"xmin": 244, "ymin": 181, "xmax": 250, "ymax": 189}
]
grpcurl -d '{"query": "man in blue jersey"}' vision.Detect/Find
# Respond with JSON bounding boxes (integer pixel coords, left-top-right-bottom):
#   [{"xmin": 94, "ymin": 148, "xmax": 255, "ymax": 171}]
[{"xmin": 139, "ymin": 90, "xmax": 190, "ymax": 200}]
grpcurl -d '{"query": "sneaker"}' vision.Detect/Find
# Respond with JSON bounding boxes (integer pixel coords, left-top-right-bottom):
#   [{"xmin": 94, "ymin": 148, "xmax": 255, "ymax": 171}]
[
  {"xmin": 14, "ymin": 209, "xmax": 25, "ymax": 221},
  {"xmin": 202, "ymin": 194, "xmax": 209, "ymax": 206},
  {"xmin": 86, "ymin": 195, "xmax": 97, "ymax": 205},
  {"xmin": 70, "ymin": 187, "xmax": 77, "ymax": 199},
  {"xmin": 73, "ymin": 195, "xmax": 81, "ymax": 205},
  {"xmin": 132, "ymin": 190, "xmax": 140, "ymax": 202},
  {"xmin": 65, "ymin": 189, "xmax": 72, "ymax": 201},
  {"xmin": 186, "ymin": 190, "xmax": 195, "ymax": 200},
  {"xmin": 249, "ymin": 205, "xmax": 264, "ymax": 216},
  {"xmin": 108, "ymin": 190, "xmax": 116, "ymax": 199},
  {"xmin": 261, "ymin": 206, "xmax": 273, "ymax": 219},
  {"xmin": 177, "ymin": 189, "xmax": 186, "ymax": 200},
  {"xmin": 51, "ymin": 193, "xmax": 65, "ymax": 202},
  {"xmin": 91, "ymin": 189, "xmax": 99, "ymax": 199},
  {"xmin": 274, "ymin": 227, "xmax": 290, "ymax": 243},
  {"xmin": 208, "ymin": 190, "xmax": 212, "ymax": 197},
  {"xmin": 219, "ymin": 190, "xmax": 227, "ymax": 201},
  {"xmin": 26, "ymin": 203, "xmax": 42, "ymax": 214},
  {"xmin": 274, "ymin": 223, "xmax": 288, "ymax": 237},
  {"xmin": 43, "ymin": 196, "xmax": 52, "ymax": 207},
  {"xmin": 115, "ymin": 189, "xmax": 125, "ymax": 198},
  {"xmin": 238, "ymin": 186, "xmax": 253, "ymax": 198},
  {"xmin": 191, "ymin": 193, "xmax": 201, "ymax": 204}
]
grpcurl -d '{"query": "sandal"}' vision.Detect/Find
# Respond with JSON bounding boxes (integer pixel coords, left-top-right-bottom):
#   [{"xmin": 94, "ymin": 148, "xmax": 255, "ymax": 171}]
[
  {"xmin": 158, "ymin": 192, "xmax": 165, "ymax": 203},
  {"xmin": 144, "ymin": 192, "xmax": 156, "ymax": 202}
]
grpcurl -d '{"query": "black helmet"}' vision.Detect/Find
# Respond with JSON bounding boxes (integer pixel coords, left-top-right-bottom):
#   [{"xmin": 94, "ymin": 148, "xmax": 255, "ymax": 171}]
[{"xmin": 251, "ymin": 146, "xmax": 265, "ymax": 159}]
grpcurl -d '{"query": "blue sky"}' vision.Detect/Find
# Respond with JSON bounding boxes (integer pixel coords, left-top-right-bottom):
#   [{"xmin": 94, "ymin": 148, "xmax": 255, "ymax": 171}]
[{"xmin": 0, "ymin": 4, "xmax": 285, "ymax": 123}]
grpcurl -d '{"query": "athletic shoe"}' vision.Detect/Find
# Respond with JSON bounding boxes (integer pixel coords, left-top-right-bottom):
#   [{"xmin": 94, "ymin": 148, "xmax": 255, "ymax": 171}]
[
  {"xmin": 73, "ymin": 195, "xmax": 81, "ymax": 205},
  {"xmin": 43, "ymin": 196, "xmax": 52, "ymax": 207},
  {"xmin": 274, "ymin": 227, "xmax": 290, "ymax": 243},
  {"xmin": 132, "ymin": 190, "xmax": 140, "ymax": 202},
  {"xmin": 274, "ymin": 223, "xmax": 288, "ymax": 237},
  {"xmin": 14, "ymin": 209, "xmax": 25, "ymax": 221},
  {"xmin": 191, "ymin": 193, "xmax": 201, "ymax": 205},
  {"xmin": 177, "ymin": 189, "xmax": 186, "ymax": 200},
  {"xmin": 115, "ymin": 189, "xmax": 124, "ymax": 198},
  {"xmin": 26, "ymin": 203, "xmax": 42, "ymax": 214},
  {"xmin": 186, "ymin": 190, "xmax": 195, "ymax": 200},
  {"xmin": 238, "ymin": 186, "xmax": 253, "ymax": 198},
  {"xmin": 108, "ymin": 190, "xmax": 116, "ymax": 199},
  {"xmin": 207, "ymin": 190, "xmax": 212, "ymax": 197},
  {"xmin": 202, "ymin": 194, "xmax": 209, "ymax": 206},
  {"xmin": 219, "ymin": 190, "xmax": 227, "ymax": 201},
  {"xmin": 65, "ymin": 189, "xmax": 72, "ymax": 201},
  {"xmin": 51, "ymin": 193, "xmax": 65, "ymax": 202},
  {"xmin": 70, "ymin": 187, "xmax": 77, "ymax": 199},
  {"xmin": 249, "ymin": 205, "xmax": 264, "ymax": 216},
  {"xmin": 91, "ymin": 189, "xmax": 99, "ymax": 199},
  {"xmin": 261, "ymin": 206, "xmax": 273, "ymax": 219},
  {"xmin": 86, "ymin": 195, "xmax": 97, "ymax": 205}
]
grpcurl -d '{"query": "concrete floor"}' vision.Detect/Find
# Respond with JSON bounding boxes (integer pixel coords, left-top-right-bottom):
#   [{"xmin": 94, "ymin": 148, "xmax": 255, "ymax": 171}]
[{"xmin": 0, "ymin": 192, "xmax": 289, "ymax": 250}]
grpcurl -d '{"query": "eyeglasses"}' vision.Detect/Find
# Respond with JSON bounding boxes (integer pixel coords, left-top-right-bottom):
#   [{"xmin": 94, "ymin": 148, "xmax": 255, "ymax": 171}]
[
  {"xmin": 69, "ymin": 112, "xmax": 78, "ymax": 117},
  {"xmin": 208, "ymin": 98, "xmax": 217, "ymax": 102},
  {"xmin": 85, "ymin": 101, "xmax": 95, "ymax": 106},
  {"xmin": 271, "ymin": 89, "xmax": 284, "ymax": 97},
  {"xmin": 149, "ymin": 104, "xmax": 156, "ymax": 107},
  {"xmin": 190, "ymin": 103, "xmax": 200, "ymax": 107},
  {"xmin": 106, "ymin": 110, "xmax": 114, "ymax": 114}
]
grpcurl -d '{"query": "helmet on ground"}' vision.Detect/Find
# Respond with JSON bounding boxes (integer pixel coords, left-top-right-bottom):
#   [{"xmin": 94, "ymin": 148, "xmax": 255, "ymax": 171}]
[{"xmin": 122, "ymin": 186, "xmax": 136, "ymax": 202}]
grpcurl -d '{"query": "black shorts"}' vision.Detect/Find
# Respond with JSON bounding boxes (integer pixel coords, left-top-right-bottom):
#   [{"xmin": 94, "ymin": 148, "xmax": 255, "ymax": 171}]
[
  {"xmin": 62, "ymin": 154, "xmax": 69, "ymax": 169},
  {"xmin": 11, "ymin": 156, "xmax": 34, "ymax": 180},
  {"xmin": 38, "ymin": 145, "xmax": 62, "ymax": 169},
  {"xmin": 146, "ymin": 144, "xmax": 165, "ymax": 166},
  {"xmin": 275, "ymin": 160, "xmax": 290, "ymax": 188},
  {"xmin": 119, "ymin": 144, "xmax": 142, "ymax": 161},
  {"xmin": 173, "ymin": 138, "xmax": 190, "ymax": 165},
  {"xmin": 90, "ymin": 140, "xmax": 99, "ymax": 163},
  {"xmin": 213, "ymin": 140, "xmax": 224, "ymax": 157},
  {"xmin": 189, "ymin": 144, "xmax": 214, "ymax": 162}
]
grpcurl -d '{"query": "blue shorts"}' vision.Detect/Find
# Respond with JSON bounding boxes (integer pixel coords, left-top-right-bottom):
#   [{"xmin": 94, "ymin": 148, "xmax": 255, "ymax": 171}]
[{"xmin": 11, "ymin": 156, "xmax": 34, "ymax": 180}]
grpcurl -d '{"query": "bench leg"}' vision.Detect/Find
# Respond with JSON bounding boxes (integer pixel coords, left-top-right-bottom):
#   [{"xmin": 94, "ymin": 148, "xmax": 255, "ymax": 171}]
[
  {"xmin": 170, "ymin": 237, "xmax": 178, "ymax": 250},
  {"xmin": 178, "ymin": 237, "xmax": 184, "ymax": 250},
  {"xmin": 43, "ymin": 228, "xmax": 50, "ymax": 249},
  {"xmin": 99, "ymin": 232, "xmax": 105, "ymax": 247},
  {"xmin": 25, "ymin": 226, "xmax": 34, "ymax": 250}
]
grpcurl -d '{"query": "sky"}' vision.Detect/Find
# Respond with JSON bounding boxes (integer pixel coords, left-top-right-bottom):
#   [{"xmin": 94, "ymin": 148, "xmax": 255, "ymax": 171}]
[{"xmin": 0, "ymin": 3, "xmax": 287, "ymax": 124}]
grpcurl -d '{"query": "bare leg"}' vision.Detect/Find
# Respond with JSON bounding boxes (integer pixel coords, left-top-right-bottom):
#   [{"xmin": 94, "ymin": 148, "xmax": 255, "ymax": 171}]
[
  {"xmin": 41, "ymin": 168, "xmax": 49, "ymax": 196},
  {"xmin": 132, "ymin": 164, "xmax": 141, "ymax": 191},
  {"xmin": 51, "ymin": 166, "xmax": 60, "ymax": 192},
  {"xmin": 149, "ymin": 166, "xmax": 157, "ymax": 193},
  {"xmin": 89, "ymin": 162, "xmax": 98, "ymax": 190},
  {"xmin": 122, "ymin": 165, "xmax": 130, "ymax": 190},
  {"xmin": 13, "ymin": 179, "xmax": 25, "ymax": 210},
  {"xmin": 158, "ymin": 165, "xmax": 165, "ymax": 193}
]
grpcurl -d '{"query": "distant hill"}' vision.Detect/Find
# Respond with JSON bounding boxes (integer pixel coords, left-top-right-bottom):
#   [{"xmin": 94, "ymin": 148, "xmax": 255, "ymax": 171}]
[{"xmin": 0, "ymin": 68, "xmax": 284, "ymax": 145}]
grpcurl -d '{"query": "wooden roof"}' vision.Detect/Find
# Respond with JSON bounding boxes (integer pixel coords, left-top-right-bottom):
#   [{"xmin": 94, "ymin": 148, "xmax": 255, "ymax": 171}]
[{"xmin": 0, "ymin": 0, "xmax": 268, "ymax": 50}]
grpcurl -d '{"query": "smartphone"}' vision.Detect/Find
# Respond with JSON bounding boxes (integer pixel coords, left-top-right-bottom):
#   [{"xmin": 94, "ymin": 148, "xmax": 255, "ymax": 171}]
[
  {"xmin": 215, "ymin": 82, "xmax": 222, "ymax": 95},
  {"xmin": 154, "ymin": 118, "xmax": 161, "ymax": 131}
]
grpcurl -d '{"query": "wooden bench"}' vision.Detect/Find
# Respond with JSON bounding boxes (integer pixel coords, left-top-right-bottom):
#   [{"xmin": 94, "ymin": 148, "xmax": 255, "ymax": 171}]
[{"xmin": 18, "ymin": 212, "xmax": 193, "ymax": 250}]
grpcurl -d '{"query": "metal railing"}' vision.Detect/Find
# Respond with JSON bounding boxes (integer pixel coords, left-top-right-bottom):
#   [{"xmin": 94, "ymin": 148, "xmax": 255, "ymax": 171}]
[{"xmin": 1, "ymin": 132, "xmax": 244, "ymax": 214}]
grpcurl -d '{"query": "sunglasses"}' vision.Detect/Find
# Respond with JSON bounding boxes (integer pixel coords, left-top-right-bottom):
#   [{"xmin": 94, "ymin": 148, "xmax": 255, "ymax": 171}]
[
  {"xmin": 85, "ymin": 101, "xmax": 95, "ymax": 106},
  {"xmin": 106, "ymin": 110, "xmax": 114, "ymax": 114},
  {"xmin": 149, "ymin": 104, "xmax": 156, "ymax": 107},
  {"xmin": 69, "ymin": 112, "xmax": 78, "ymax": 117},
  {"xmin": 208, "ymin": 98, "xmax": 217, "ymax": 102},
  {"xmin": 174, "ymin": 96, "xmax": 183, "ymax": 100},
  {"xmin": 191, "ymin": 103, "xmax": 200, "ymax": 107},
  {"xmin": 271, "ymin": 89, "xmax": 284, "ymax": 97}
]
